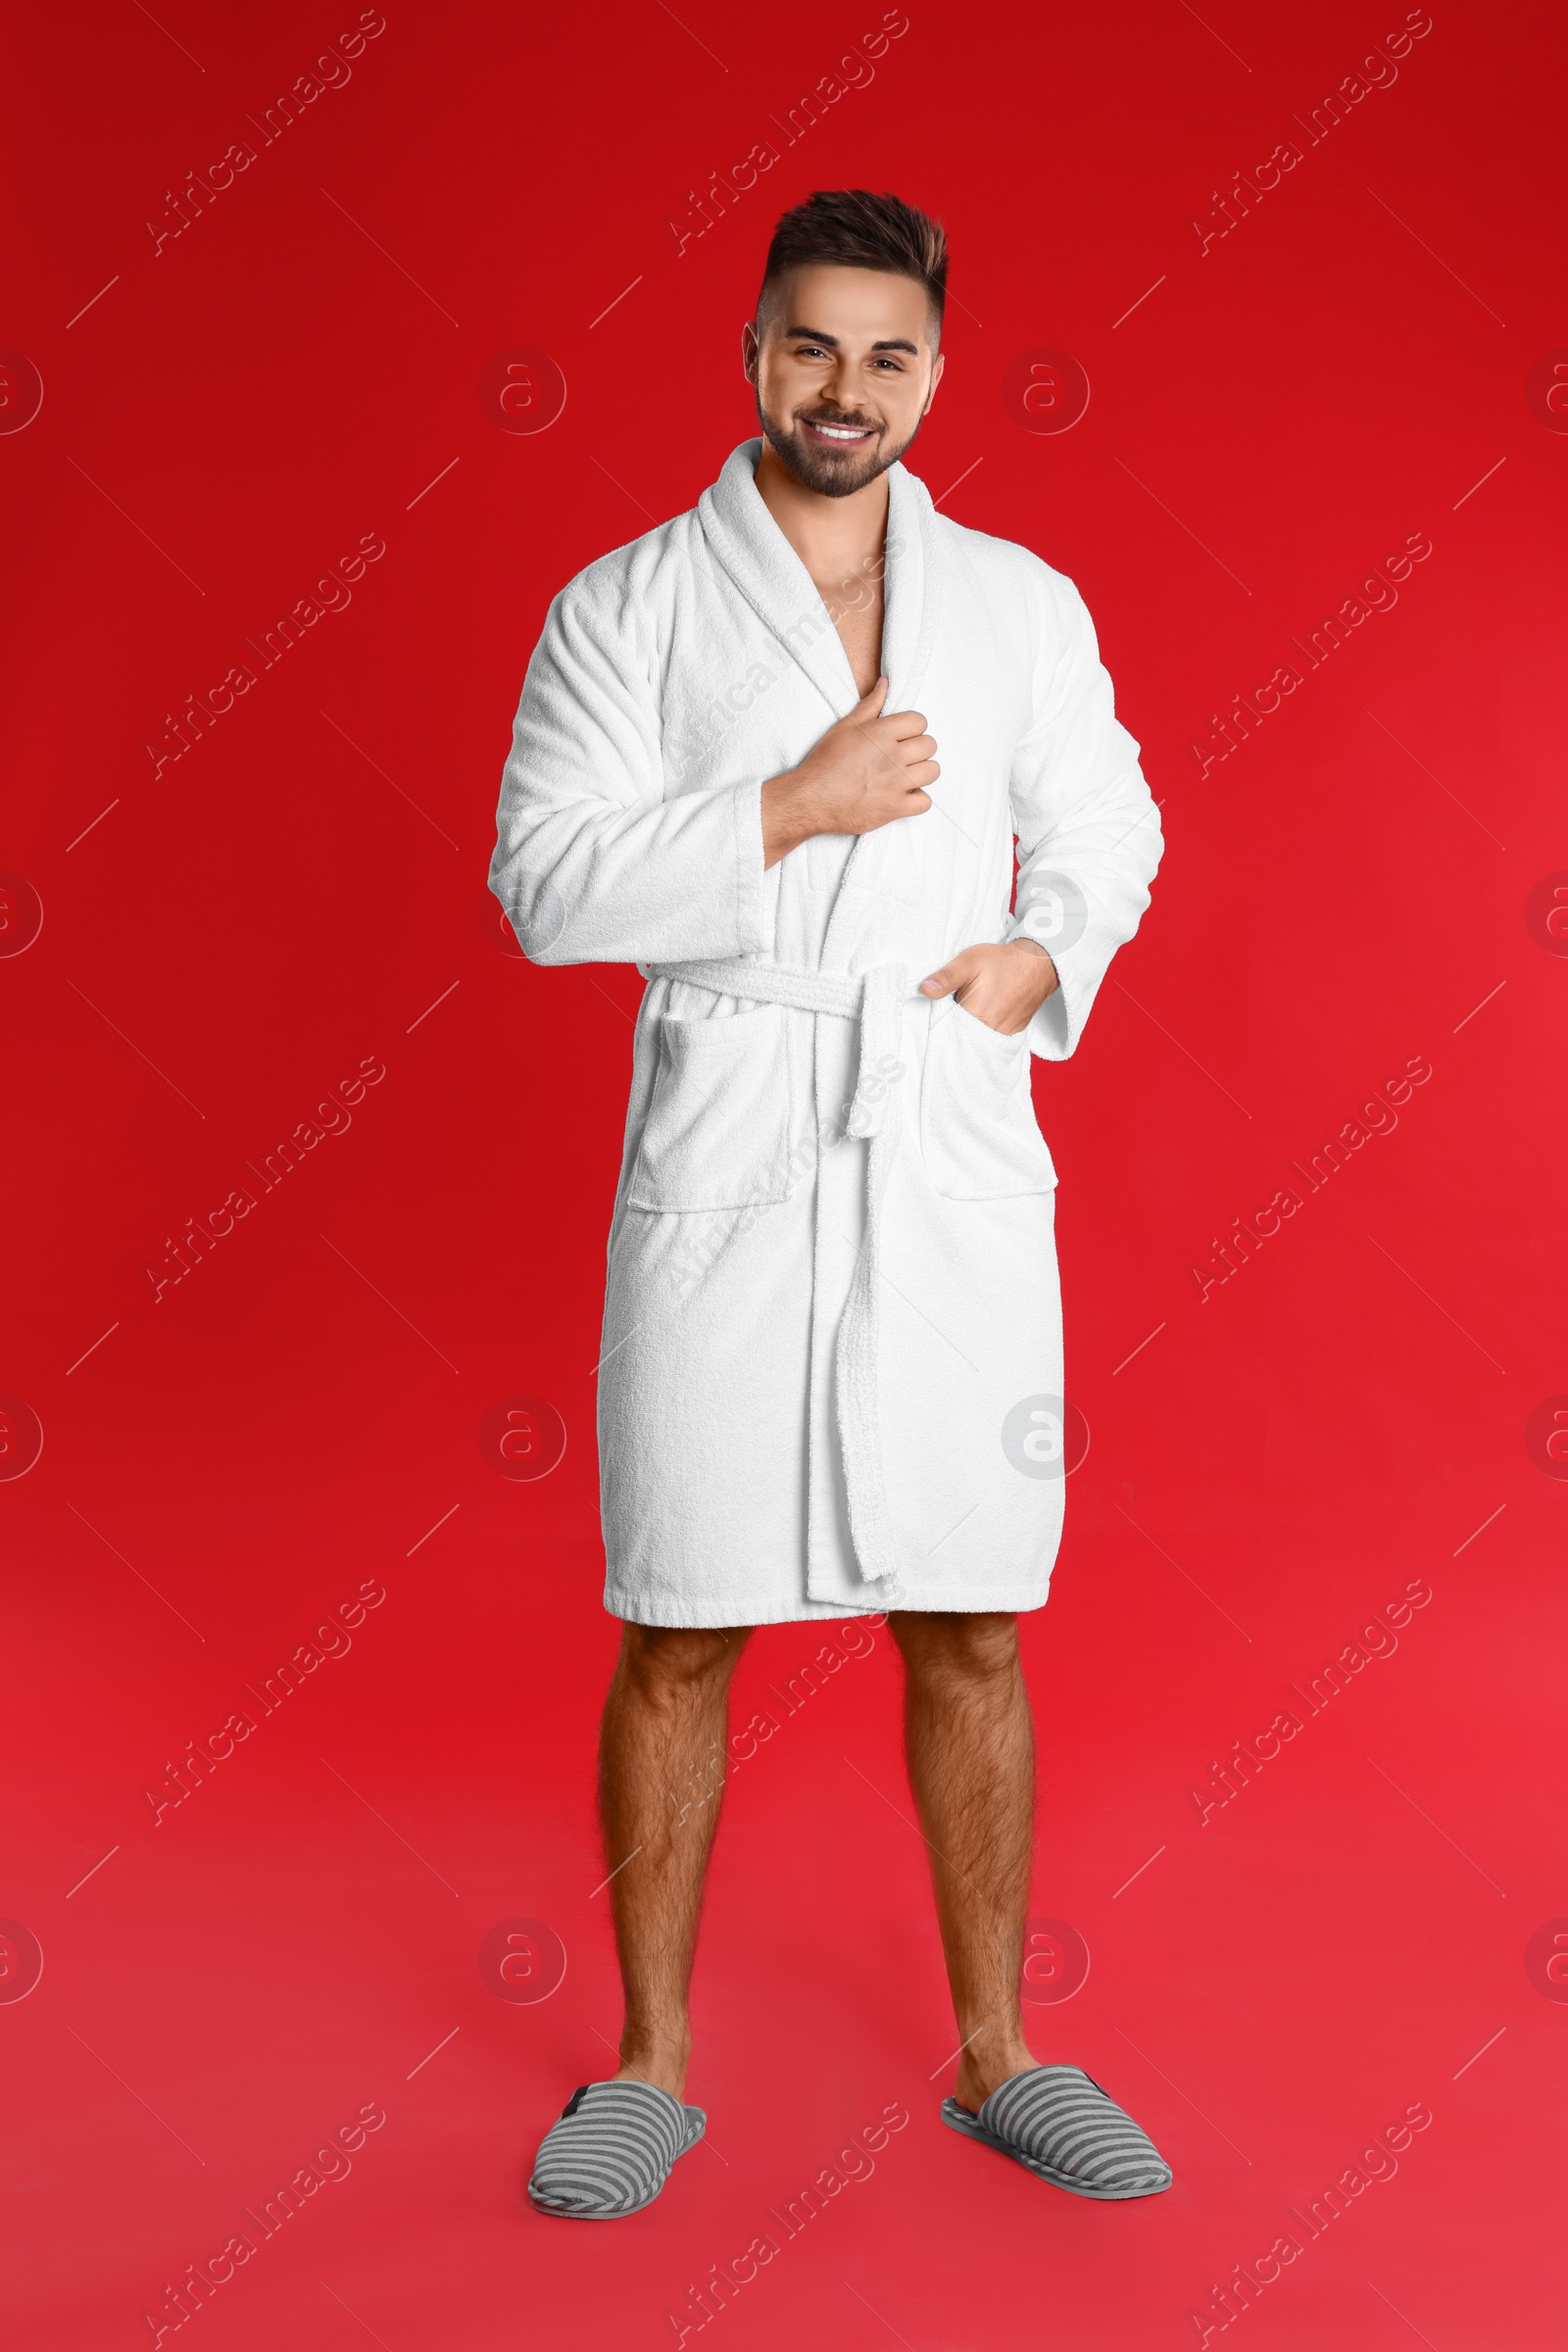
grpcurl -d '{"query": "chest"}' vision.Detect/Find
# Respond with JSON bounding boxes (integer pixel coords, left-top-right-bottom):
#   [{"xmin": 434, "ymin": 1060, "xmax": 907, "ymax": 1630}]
[
  {"xmin": 657, "ymin": 539, "xmax": 1033, "ymax": 806},
  {"xmin": 819, "ymin": 573, "xmax": 884, "ymax": 698}
]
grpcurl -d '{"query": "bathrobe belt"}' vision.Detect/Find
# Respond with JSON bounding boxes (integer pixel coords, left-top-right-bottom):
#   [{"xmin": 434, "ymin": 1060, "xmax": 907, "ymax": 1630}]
[{"xmin": 648, "ymin": 958, "xmax": 912, "ymax": 1595}]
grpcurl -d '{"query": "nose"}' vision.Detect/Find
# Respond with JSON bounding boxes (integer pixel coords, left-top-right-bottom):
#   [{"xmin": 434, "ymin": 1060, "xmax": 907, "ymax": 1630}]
[{"xmin": 822, "ymin": 353, "xmax": 858, "ymax": 410}]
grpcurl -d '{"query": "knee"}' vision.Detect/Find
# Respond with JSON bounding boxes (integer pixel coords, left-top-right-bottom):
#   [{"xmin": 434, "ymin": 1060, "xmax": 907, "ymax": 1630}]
[
  {"xmin": 618, "ymin": 1623, "xmax": 750, "ymax": 1698},
  {"xmin": 890, "ymin": 1610, "xmax": 1019, "ymax": 1689}
]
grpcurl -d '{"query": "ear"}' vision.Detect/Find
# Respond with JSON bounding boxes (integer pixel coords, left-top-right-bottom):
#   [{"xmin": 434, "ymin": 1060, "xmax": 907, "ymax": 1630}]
[
  {"xmin": 741, "ymin": 319, "xmax": 760, "ymax": 383},
  {"xmin": 922, "ymin": 349, "xmax": 946, "ymax": 416}
]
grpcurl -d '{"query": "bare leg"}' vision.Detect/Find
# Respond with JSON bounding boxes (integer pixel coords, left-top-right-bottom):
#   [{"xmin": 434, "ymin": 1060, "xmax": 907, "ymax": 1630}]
[
  {"xmin": 889, "ymin": 1609, "xmax": 1039, "ymax": 2114},
  {"xmin": 597, "ymin": 1622, "xmax": 752, "ymax": 2100}
]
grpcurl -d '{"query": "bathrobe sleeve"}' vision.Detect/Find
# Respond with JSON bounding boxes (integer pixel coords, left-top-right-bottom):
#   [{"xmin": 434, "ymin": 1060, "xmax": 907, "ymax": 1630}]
[
  {"xmin": 488, "ymin": 565, "xmax": 769, "ymax": 965},
  {"xmin": 1005, "ymin": 565, "xmax": 1163, "ymax": 1061}
]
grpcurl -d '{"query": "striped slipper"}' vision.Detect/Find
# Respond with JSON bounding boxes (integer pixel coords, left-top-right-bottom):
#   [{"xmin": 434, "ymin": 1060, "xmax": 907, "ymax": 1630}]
[
  {"xmin": 528, "ymin": 2079, "xmax": 707, "ymax": 2219},
  {"xmin": 942, "ymin": 2064, "xmax": 1172, "ymax": 2199}
]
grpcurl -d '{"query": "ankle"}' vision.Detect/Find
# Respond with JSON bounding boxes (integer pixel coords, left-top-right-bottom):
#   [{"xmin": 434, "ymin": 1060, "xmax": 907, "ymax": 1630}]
[
  {"xmin": 953, "ymin": 2031, "xmax": 1034, "ymax": 2111},
  {"xmin": 616, "ymin": 2028, "xmax": 691, "ymax": 2100}
]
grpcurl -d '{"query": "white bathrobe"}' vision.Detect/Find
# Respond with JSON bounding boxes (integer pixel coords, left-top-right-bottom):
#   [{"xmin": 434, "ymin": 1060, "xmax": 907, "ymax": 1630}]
[{"xmin": 489, "ymin": 440, "xmax": 1161, "ymax": 1627}]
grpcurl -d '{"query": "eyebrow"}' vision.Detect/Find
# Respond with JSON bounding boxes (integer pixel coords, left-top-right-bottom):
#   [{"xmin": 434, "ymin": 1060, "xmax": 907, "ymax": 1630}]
[{"xmin": 782, "ymin": 324, "xmax": 921, "ymax": 355}]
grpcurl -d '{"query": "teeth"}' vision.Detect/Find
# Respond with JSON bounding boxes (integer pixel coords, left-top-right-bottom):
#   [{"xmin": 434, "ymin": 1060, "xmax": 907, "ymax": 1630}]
[{"xmin": 813, "ymin": 421, "xmax": 869, "ymax": 440}]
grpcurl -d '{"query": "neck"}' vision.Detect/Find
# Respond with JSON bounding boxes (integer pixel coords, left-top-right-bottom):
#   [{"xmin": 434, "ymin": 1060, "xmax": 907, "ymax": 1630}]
[{"xmin": 753, "ymin": 437, "xmax": 891, "ymax": 586}]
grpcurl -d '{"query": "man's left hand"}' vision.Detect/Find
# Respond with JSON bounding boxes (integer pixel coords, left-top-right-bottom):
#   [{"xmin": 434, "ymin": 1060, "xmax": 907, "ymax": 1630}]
[{"xmin": 918, "ymin": 939, "xmax": 1059, "ymax": 1036}]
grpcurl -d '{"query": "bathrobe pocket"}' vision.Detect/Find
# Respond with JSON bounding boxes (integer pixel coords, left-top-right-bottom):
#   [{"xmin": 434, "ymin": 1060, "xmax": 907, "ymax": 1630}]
[
  {"xmin": 921, "ymin": 1001, "xmax": 1058, "ymax": 1200},
  {"xmin": 627, "ymin": 1001, "xmax": 795, "ymax": 1211}
]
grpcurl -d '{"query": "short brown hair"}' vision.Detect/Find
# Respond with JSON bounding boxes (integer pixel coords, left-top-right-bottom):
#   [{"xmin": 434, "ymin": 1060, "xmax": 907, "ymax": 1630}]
[{"xmin": 758, "ymin": 189, "xmax": 948, "ymax": 339}]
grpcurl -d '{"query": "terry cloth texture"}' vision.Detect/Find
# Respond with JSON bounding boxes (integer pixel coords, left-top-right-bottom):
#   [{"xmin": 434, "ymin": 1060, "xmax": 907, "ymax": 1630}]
[
  {"xmin": 489, "ymin": 437, "xmax": 1162, "ymax": 1625},
  {"xmin": 941, "ymin": 2063, "xmax": 1173, "ymax": 2198},
  {"xmin": 528, "ymin": 2079, "xmax": 707, "ymax": 2219}
]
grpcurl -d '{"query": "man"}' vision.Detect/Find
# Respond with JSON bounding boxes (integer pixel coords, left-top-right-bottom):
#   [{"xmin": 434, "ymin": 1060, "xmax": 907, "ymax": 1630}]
[{"xmin": 489, "ymin": 189, "xmax": 1168, "ymax": 2218}]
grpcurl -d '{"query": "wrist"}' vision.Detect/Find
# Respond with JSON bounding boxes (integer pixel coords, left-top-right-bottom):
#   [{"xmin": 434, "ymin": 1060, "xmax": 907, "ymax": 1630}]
[
  {"xmin": 1005, "ymin": 935, "xmax": 1059, "ymax": 1003},
  {"xmin": 760, "ymin": 772, "xmax": 803, "ymax": 869},
  {"xmin": 760, "ymin": 767, "xmax": 819, "ymax": 868}
]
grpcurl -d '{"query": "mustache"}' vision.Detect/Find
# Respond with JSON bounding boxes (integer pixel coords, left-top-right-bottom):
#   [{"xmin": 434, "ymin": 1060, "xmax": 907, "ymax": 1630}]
[{"xmin": 798, "ymin": 410, "xmax": 881, "ymax": 432}]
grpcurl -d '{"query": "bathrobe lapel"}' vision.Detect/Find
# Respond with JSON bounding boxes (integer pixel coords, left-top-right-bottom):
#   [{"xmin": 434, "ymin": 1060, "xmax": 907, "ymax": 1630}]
[
  {"xmin": 697, "ymin": 440, "xmax": 859, "ymax": 724},
  {"xmin": 696, "ymin": 439, "xmax": 946, "ymax": 955}
]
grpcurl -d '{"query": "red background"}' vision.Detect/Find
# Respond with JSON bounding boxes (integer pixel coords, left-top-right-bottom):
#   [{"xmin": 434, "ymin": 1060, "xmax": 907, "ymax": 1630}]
[{"xmin": 4, "ymin": 2, "xmax": 1564, "ymax": 2344}]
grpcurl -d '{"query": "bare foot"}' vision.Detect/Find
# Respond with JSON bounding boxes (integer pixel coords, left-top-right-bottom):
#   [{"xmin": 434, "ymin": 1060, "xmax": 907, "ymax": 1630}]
[
  {"xmin": 613, "ymin": 2060, "xmax": 685, "ymax": 2100},
  {"xmin": 613, "ymin": 2035, "xmax": 690, "ymax": 2103},
  {"xmin": 953, "ymin": 2044, "xmax": 1038, "ymax": 2115}
]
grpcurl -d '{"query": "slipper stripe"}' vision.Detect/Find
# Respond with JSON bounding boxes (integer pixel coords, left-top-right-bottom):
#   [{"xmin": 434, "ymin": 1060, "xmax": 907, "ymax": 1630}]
[
  {"xmin": 528, "ymin": 2081, "xmax": 707, "ymax": 2218},
  {"xmin": 946, "ymin": 2065, "xmax": 1171, "ymax": 2198}
]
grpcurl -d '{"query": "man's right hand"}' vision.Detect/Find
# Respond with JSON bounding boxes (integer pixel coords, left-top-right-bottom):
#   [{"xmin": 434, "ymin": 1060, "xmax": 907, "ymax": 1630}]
[{"xmin": 760, "ymin": 679, "xmax": 939, "ymax": 869}]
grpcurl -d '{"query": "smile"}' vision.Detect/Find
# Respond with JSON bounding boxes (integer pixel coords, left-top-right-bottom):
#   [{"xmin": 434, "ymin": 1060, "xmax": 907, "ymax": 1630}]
[{"xmin": 803, "ymin": 418, "xmax": 877, "ymax": 444}]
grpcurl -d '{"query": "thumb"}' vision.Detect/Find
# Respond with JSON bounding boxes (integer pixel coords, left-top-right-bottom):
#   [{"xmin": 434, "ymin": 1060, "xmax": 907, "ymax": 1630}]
[
  {"xmin": 919, "ymin": 946, "xmax": 978, "ymax": 998},
  {"xmin": 852, "ymin": 674, "xmax": 889, "ymax": 720}
]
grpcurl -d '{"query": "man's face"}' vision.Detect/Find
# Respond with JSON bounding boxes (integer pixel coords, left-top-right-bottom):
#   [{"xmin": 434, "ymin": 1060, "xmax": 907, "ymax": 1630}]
[{"xmin": 747, "ymin": 263, "xmax": 944, "ymax": 498}]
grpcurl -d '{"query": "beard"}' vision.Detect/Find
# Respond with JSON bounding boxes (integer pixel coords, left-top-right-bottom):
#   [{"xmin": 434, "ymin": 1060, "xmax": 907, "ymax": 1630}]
[{"xmin": 756, "ymin": 393, "xmax": 925, "ymax": 498}]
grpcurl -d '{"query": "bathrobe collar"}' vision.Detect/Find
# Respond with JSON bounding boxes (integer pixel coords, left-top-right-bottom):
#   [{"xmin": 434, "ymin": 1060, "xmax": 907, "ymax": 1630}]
[{"xmin": 698, "ymin": 438, "xmax": 943, "ymax": 720}]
